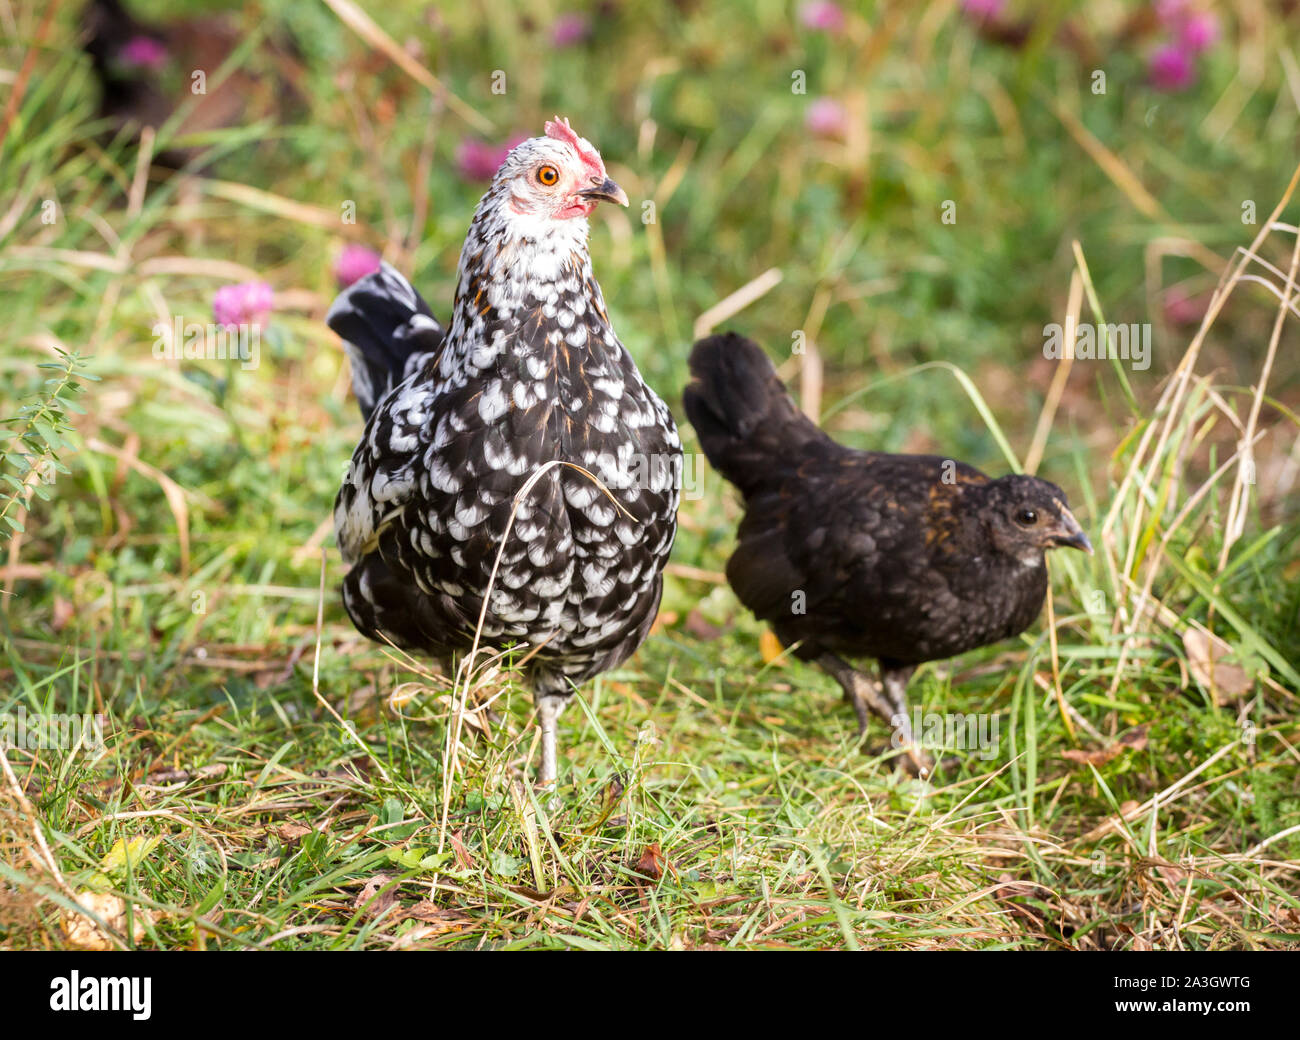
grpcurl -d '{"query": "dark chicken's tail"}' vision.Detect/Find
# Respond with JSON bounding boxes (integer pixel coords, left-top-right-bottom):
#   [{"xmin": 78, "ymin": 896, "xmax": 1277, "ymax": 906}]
[
  {"xmin": 326, "ymin": 263, "xmax": 446, "ymax": 420},
  {"xmin": 683, "ymin": 332, "xmax": 827, "ymax": 499}
]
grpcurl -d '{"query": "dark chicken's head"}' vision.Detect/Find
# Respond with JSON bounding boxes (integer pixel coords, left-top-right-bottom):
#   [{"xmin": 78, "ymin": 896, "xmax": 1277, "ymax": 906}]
[
  {"xmin": 979, "ymin": 474, "xmax": 1093, "ymax": 564},
  {"xmin": 490, "ymin": 116, "xmax": 628, "ymax": 223}
]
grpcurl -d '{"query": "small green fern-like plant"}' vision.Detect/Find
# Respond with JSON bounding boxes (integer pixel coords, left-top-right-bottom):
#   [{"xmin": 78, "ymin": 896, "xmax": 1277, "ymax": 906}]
[{"xmin": 0, "ymin": 350, "xmax": 96, "ymax": 546}]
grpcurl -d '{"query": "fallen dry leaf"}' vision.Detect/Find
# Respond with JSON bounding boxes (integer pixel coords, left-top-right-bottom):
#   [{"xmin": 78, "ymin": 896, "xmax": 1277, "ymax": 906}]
[
  {"xmin": 52, "ymin": 596, "xmax": 74, "ymax": 632},
  {"xmin": 449, "ymin": 829, "xmax": 475, "ymax": 871},
  {"xmin": 683, "ymin": 609, "xmax": 726, "ymax": 641},
  {"xmin": 387, "ymin": 910, "xmax": 473, "ymax": 948},
  {"xmin": 1183, "ymin": 628, "xmax": 1253, "ymax": 704},
  {"xmin": 275, "ymin": 821, "xmax": 313, "ymax": 843},
  {"xmin": 386, "ymin": 682, "xmax": 424, "ymax": 711},
  {"xmin": 146, "ymin": 763, "xmax": 228, "ymax": 785},
  {"xmin": 991, "ymin": 875, "xmax": 1053, "ymax": 932},
  {"xmin": 63, "ymin": 891, "xmax": 154, "ymax": 949},
  {"xmin": 435, "ymin": 694, "xmax": 493, "ymax": 736},
  {"xmin": 399, "ymin": 901, "xmax": 469, "ymax": 927},
  {"xmin": 1062, "ymin": 724, "xmax": 1149, "ymax": 767},
  {"xmin": 759, "ymin": 629, "xmax": 785, "ymax": 664},
  {"xmin": 1117, "ymin": 726, "xmax": 1150, "ymax": 752},
  {"xmin": 1114, "ymin": 920, "xmax": 1155, "ymax": 951},
  {"xmin": 634, "ymin": 843, "xmax": 669, "ymax": 881},
  {"xmin": 1064, "ymin": 751, "xmax": 1110, "ymax": 768},
  {"xmin": 354, "ymin": 874, "xmax": 398, "ymax": 920}
]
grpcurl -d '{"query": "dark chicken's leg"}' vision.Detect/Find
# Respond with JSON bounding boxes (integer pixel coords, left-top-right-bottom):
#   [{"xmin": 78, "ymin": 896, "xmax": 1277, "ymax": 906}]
[
  {"xmin": 817, "ymin": 654, "xmax": 891, "ymax": 734},
  {"xmin": 879, "ymin": 662, "xmax": 917, "ymax": 720},
  {"xmin": 817, "ymin": 654, "xmax": 933, "ymax": 776}
]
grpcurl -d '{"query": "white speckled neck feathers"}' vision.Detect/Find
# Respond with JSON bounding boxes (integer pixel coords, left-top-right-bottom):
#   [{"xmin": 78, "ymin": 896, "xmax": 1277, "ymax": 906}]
[{"xmin": 439, "ymin": 177, "xmax": 604, "ymax": 383}]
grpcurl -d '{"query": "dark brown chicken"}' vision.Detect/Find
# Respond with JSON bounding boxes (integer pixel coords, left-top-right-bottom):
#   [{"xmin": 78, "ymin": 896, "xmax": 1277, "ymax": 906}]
[{"xmin": 683, "ymin": 332, "xmax": 1092, "ymax": 774}]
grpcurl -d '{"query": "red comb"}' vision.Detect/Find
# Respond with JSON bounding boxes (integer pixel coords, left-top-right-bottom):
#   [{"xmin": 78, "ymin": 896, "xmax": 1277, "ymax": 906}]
[
  {"xmin": 544, "ymin": 116, "xmax": 580, "ymax": 148},
  {"xmin": 544, "ymin": 115, "xmax": 605, "ymax": 178}
]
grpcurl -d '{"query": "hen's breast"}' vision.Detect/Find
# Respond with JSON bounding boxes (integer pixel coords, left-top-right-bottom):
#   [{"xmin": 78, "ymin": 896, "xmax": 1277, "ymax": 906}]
[{"xmin": 344, "ymin": 255, "xmax": 680, "ymax": 677}]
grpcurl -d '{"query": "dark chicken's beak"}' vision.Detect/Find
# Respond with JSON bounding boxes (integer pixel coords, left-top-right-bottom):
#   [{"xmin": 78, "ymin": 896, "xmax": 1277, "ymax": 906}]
[
  {"xmin": 576, "ymin": 176, "xmax": 629, "ymax": 207},
  {"xmin": 1048, "ymin": 505, "xmax": 1093, "ymax": 554}
]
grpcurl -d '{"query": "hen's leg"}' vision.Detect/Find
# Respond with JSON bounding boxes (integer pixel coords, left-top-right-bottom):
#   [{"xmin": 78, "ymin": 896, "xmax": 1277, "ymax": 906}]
[
  {"xmin": 535, "ymin": 691, "xmax": 569, "ymax": 787},
  {"xmin": 879, "ymin": 662, "xmax": 916, "ymax": 722},
  {"xmin": 817, "ymin": 654, "xmax": 892, "ymax": 737},
  {"xmin": 879, "ymin": 663, "xmax": 933, "ymax": 777},
  {"xmin": 817, "ymin": 654, "xmax": 931, "ymax": 776}
]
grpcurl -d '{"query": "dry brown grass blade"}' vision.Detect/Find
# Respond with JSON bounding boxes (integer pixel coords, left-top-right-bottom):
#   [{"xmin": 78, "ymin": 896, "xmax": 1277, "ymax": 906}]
[
  {"xmin": 1217, "ymin": 219, "xmax": 1300, "ymax": 569},
  {"xmin": 435, "ymin": 459, "xmax": 636, "ymax": 856},
  {"xmin": 406, "ymin": 97, "xmax": 442, "ymax": 258},
  {"xmin": 1105, "ymin": 159, "xmax": 1300, "ymax": 542},
  {"xmin": 0, "ymin": 0, "xmax": 58, "ymax": 148},
  {"xmin": 1024, "ymin": 262, "xmax": 1082, "ymax": 476},
  {"xmin": 1054, "ymin": 103, "xmax": 1164, "ymax": 220},
  {"xmin": 291, "ymin": 516, "xmax": 336, "ymax": 568},
  {"xmin": 5, "ymin": 247, "xmax": 125, "ymax": 273},
  {"xmin": 1043, "ymin": 561, "xmax": 1075, "ymax": 745},
  {"xmin": 321, "ymin": 0, "xmax": 492, "ymax": 133},
  {"xmin": 136, "ymin": 257, "xmax": 266, "ymax": 281},
  {"xmin": 799, "ymin": 335, "xmax": 824, "ymax": 425},
  {"xmin": 664, "ymin": 562, "xmax": 727, "ymax": 584},
  {"xmin": 692, "ymin": 267, "xmax": 783, "ymax": 341},
  {"xmin": 204, "ymin": 179, "xmax": 361, "ymax": 229},
  {"xmin": 1, "ymin": 751, "xmax": 77, "ymax": 903},
  {"xmin": 309, "ymin": 549, "xmax": 402, "ymax": 792},
  {"xmin": 1100, "ymin": 159, "xmax": 1300, "ymax": 693},
  {"xmin": 1054, "ymin": 102, "xmax": 1222, "ymax": 274},
  {"xmin": 1082, "ymin": 740, "xmax": 1239, "ymax": 842},
  {"xmin": 652, "ymin": 135, "xmax": 697, "ymax": 210},
  {"xmin": 127, "ymin": 125, "xmax": 154, "ymax": 223},
  {"xmin": 85, "ymin": 436, "xmax": 198, "ymax": 575},
  {"xmin": 1116, "ymin": 425, "xmax": 1267, "ymax": 661}
]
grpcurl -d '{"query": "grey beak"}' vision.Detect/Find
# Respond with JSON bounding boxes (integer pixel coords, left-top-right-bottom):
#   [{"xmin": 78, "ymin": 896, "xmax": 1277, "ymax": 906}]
[
  {"xmin": 1050, "ymin": 505, "xmax": 1094, "ymax": 555},
  {"xmin": 576, "ymin": 176, "xmax": 629, "ymax": 207}
]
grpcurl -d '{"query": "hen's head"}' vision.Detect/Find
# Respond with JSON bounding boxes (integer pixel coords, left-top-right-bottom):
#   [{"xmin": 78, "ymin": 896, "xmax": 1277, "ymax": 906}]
[
  {"xmin": 979, "ymin": 475, "xmax": 1093, "ymax": 565},
  {"xmin": 488, "ymin": 117, "xmax": 628, "ymax": 224}
]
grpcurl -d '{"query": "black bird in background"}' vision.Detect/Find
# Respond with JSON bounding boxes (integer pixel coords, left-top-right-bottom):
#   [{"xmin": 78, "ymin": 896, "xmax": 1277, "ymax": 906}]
[
  {"xmin": 82, "ymin": 0, "xmax": 300, "ymax": 169},
  {"xmin": 683, "ymin": 332, "xmax": 1092, "ymax": 774}
]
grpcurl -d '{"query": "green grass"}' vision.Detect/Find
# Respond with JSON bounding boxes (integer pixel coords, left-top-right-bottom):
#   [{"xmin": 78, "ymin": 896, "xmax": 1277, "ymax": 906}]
[{"xmin": 1, "ymin": 0, "xmax": 1297, "ymax": 949}]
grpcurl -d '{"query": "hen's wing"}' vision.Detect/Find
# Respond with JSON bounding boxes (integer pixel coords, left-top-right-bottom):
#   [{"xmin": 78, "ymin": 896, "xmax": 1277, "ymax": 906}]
[{"xmin": 727, "ymin": 450, "xmax": 989, "ymax": 661}]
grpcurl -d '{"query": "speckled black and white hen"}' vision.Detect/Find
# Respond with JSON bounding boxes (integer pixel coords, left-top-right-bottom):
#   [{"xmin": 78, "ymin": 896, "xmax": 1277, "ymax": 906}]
[{"xmin": 328, "ymin": 119, "xmax": 681, "ymax": 786}]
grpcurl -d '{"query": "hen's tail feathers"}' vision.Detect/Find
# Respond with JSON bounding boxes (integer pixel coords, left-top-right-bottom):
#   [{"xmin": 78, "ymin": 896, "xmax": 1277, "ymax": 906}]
[
  {"xmin": 341, "ymin": 552, "xmax": 450, "ymax": 654},
  {"xmin": 326, "ymin": 262, "xmax": 446, "ymax": 420},
  {"xmin": 682, "ymin": 332, "xmax": 826, "ymax": 498}
]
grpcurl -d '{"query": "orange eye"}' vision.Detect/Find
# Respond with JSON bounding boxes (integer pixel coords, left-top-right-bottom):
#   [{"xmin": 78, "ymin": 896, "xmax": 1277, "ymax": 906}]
[{"xmin": 537, "ymin": 164, "xmax": 559, "ymax": 186}]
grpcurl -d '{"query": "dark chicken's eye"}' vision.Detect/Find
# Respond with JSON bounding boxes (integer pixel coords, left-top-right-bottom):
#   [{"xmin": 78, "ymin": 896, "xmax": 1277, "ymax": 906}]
[
  {"xmin": 537, "ymin": 165, "xmax": 559, "ymax": 186},
  {"xmin": 1016, "ymin": 508, "xmax": 1039, "ymax": 526}
]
